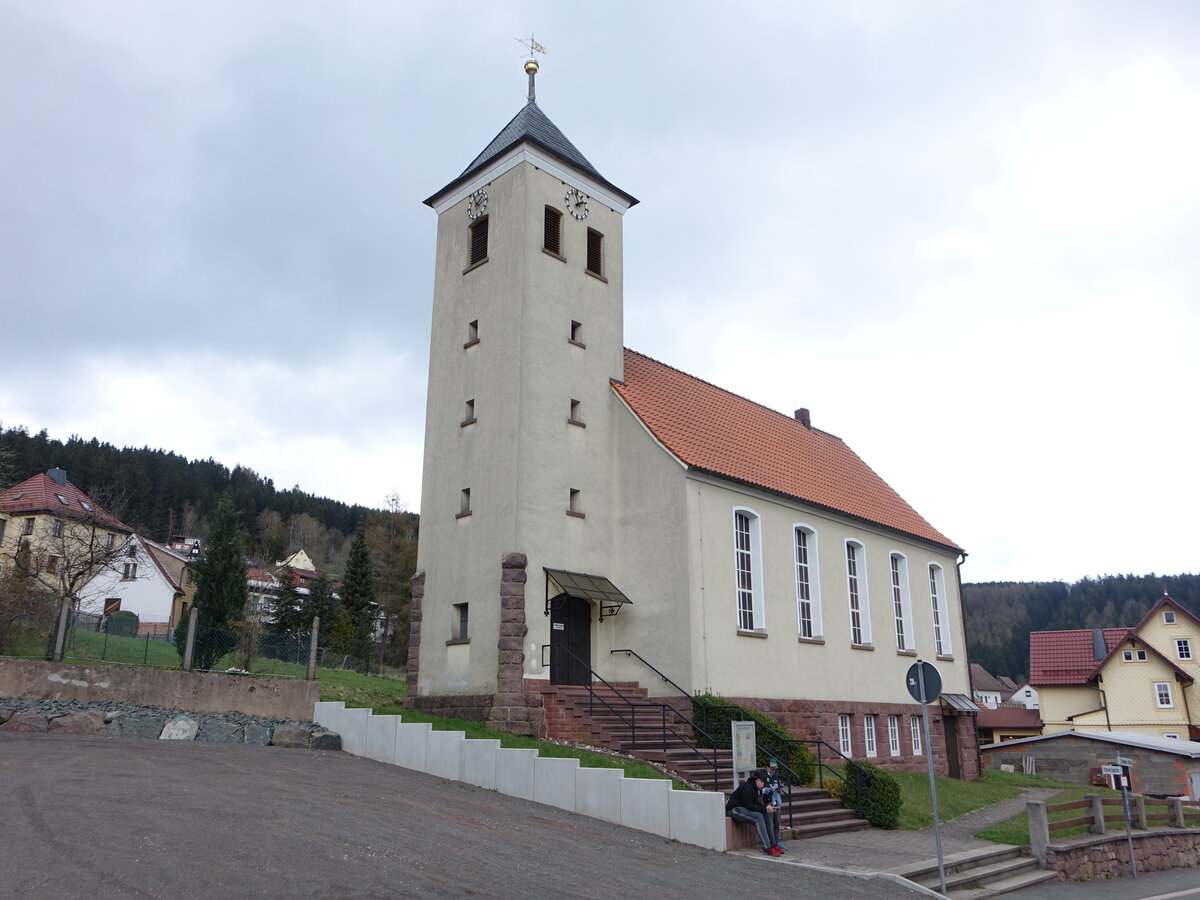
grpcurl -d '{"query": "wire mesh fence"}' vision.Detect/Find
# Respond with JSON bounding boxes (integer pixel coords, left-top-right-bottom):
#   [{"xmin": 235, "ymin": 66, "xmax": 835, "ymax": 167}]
[{"xmin": 0, "ymin": 601, "xmax": 404, "ymax": 679}]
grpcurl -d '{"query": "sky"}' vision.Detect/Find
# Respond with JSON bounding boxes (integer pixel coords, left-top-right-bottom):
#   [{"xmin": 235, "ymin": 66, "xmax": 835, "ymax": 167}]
[{"xmin": 2, "ymin": 1, "xmax": 1197, "ymax": 584}]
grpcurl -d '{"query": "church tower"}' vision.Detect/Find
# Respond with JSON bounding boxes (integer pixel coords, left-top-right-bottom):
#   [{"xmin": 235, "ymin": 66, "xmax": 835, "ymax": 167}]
[{"xmin": 410, "ymin": 61, "xmax": 637, "ymax": 725}]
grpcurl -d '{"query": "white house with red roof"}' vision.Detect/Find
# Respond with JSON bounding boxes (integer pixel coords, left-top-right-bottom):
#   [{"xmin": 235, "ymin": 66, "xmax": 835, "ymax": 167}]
[
  {"xmin": 1031, "ymin": 595, "xmax": 1200, "ymax": 741},
  {"xmin": 74, "ymin": 534, "xmax": 195, "ymax": 632},
  {"xmin": 408, "ymin": 62, "xmax": 978, "ymax": 779}
]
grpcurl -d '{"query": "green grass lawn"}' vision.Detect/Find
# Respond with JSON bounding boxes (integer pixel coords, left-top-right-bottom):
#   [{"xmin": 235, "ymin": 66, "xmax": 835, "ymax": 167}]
[
  {"xmin": 974, "ymin": 778, "xmax": 1126, "ymax": 845},
  {"xmin": 892, "ymin": 768, "xmax": 1024, "ymax": 830}
]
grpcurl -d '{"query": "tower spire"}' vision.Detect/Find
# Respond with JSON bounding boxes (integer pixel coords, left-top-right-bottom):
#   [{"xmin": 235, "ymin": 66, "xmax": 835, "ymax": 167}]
[{"xmin": 515, "ymin": 34, "xmax": 547, "ymax": 103}]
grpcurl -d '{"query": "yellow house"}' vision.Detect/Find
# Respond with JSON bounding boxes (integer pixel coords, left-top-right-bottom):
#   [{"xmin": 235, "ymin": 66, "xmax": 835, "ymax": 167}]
[
  {"xmin": 1031, "ymin": 595, "xmax": 1199, "ymax": 741},
  {"xmin": 0, "ymin": 468, "xmax": 133, "ymax": 599}
]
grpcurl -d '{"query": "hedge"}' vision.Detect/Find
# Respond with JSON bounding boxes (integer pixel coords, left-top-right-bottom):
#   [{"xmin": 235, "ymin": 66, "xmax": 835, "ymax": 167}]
[
  {"xmin": 690, "ymin": 693, "xmax": 816, "ymax": 785},
  {"xmin": 828, "ymin": 758, "xmax": 902, "ymax": 828}
]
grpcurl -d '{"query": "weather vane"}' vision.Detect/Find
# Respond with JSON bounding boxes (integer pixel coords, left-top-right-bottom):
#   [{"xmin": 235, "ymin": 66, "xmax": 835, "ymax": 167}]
[
  {"xmin": 516, "ymin": 34, "xmax": 548, "ymax": 61},
  {"xmin": 515, "ymin": 34, "xmax": 548, "ymax": 102}
]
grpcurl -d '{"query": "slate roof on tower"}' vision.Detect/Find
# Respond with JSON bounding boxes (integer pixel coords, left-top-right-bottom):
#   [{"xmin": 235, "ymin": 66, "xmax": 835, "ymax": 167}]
[
  {"xmin": 613, "ymin": 349, "xmax": 962, "ymax": 551},
  {"xmin": 425, "ymin": 100, "xmax": 638, "ymax": 208}
]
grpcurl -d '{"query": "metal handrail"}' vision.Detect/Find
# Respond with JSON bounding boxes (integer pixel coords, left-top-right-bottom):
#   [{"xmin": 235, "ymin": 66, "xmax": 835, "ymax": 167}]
[
  {"xmin": 610, "ymin": 649, "xmax": 867, "ymax": 819},
  {"xmin": 541, "ymin": 643, "xmax": 727, "ymax": 790}
]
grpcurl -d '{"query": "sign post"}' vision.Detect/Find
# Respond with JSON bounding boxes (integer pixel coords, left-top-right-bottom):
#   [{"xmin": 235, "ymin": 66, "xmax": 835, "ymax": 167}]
[
  {"xmin": 907, "ymin": 660, "xmax": 946, "ymax": 896},
  {"xmin": 732, "ymin": 721, "xmax": 757, "ymax": 786},
  {"xmin": 1114, "ymin": 758, "xmax": 1138, "ymax": 878}
]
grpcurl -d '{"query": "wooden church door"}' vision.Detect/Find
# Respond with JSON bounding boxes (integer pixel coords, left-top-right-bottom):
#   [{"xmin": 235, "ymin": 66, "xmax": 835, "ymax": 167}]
[{"xmin": 549, "ymin": 595, "xmax": 591, "ymax": 685}]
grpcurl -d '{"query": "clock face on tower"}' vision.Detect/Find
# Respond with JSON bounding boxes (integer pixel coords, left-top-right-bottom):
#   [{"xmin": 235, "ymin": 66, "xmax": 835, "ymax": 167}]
[
  {"xmin": 466, "ymin": 189, "xmax": 488, "ymax": 220},
  {"xmin": 564, "ymin": 188, "xmax": 590, "ymax": 220}
]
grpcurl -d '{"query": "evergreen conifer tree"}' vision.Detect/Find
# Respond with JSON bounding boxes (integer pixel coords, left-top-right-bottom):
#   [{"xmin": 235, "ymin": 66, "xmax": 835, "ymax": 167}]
[
  {"xmin": 340, "ymin": 529, "xmax": 376, "ymax": 666},
  {"xmin": 174, "ymin": 496, "xmax": 247, "ymax": 669}
]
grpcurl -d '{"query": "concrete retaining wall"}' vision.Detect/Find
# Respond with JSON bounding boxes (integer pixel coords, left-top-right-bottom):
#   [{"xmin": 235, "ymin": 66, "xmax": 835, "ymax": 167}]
[
  {"xmin": 313, "ymin": 701, "xmax": 729, "ymax": 852},
  {"xmin": 0, "ymin": 658, "xmax": 319, "ymax": 720}
]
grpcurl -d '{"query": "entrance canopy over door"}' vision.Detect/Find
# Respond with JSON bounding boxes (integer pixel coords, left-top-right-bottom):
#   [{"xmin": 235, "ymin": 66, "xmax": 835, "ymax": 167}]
[{"xmin": 544, "ymin": 568, "xmax": 632, "ymax": 622}]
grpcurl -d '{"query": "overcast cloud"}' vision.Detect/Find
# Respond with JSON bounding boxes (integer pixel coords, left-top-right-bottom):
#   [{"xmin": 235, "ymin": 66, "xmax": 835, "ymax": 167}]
[{"xmin": 2, "ymin": 1, "xmax": 1197, "ymax": 583}]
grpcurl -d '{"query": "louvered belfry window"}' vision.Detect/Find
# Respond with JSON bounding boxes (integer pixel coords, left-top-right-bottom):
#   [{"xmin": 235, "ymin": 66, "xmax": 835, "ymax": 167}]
[
  {"xmin": 469, "ymin": 217, "xmax": 488, "ymax": 266},
  {"xmin": 544, "ymin": 206, "xmax": 562, "ymax": 256},
  {"xmin": 586, "ymin": 228, "xmax": 603, "ymax": 277}
]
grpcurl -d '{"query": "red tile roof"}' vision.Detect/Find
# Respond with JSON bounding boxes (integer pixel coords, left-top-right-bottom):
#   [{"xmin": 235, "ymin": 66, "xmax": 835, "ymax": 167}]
[
  {"xmin": 613, "ymin": 349, "xmax": 961, "ymax": 551},
  {"xmin": 0, "ymin": 471, "xmax": 131, "ymax": 532},
  {"xmin": 1029, "ymin": 628, "xmax": 1130, "ymax": 685}
]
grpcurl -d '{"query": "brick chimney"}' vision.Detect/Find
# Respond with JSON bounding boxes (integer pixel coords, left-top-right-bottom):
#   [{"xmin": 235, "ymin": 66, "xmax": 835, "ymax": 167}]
[{"xmin": 794, "ymin": 408, "xmax": 811, "ymax": 429}]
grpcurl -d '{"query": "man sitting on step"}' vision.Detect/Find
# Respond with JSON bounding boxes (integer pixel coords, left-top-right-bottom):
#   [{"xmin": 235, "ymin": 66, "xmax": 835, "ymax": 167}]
[{"xmin": 726, "ymin": 769, "xmax": 782, "ymax": 856}]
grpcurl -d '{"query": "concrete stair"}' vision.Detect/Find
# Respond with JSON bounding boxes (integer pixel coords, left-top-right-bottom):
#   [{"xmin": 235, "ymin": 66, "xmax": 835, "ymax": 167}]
[
  {"xmin": 538, "ymin": 682, "xmax": 868, "ymax": 839},
  {"xmin": 894, "ymin": 846, "xmax": 1059, "ymax": 899}
]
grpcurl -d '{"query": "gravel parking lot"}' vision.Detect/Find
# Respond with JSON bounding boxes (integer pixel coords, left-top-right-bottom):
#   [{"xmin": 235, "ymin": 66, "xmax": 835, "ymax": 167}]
[{"xmin": 3, "ymin": 733, "xmax": 927, "ymax": 899}]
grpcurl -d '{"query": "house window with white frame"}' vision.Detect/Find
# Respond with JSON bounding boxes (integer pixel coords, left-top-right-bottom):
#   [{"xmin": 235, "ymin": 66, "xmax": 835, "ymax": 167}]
[
  {"xmin": 846, "ymin": 541, "xmax": 871, "ymax": 645},
  {"xmin": 890, "ymin": 553, "xmax": 914, "ymax": 651},
  {"xmin": 734, "ymin": 510, "xmax": 763, "ymax": 631},
  {"xmin": 838, "ymin": 713, "xmax": 852, "ymax": 756},
  {"xmin": 1122, "ymin": 649, "xmax": 1148, "ymax": 662},
  {"xmin": 887, "ymin": 715, "xmax": 901, "ymax": 756},
  {"xmin": 929, "ymin": 564, "xmax": 951, "ymax": 655},
  {"xmin": 1154, "ymin": 681, "xmax": 1174, "ymax": 708},
  {"xmin": 864, "ymin": 715, "xmax": 877, "ymax": 757},
  {"xmin": 795, "ymin": 526, "xmax": 821, "ymax": 638},
  {"xmin": 1177, "ymin": 639, "xmax": 1192, "ymax": 661},
  {"xmin": 910, "ymin": 715, "xmax": 923, "ymax": 755},
  {"xmin": 1164, "ymin": 610, "xmax": 1177, "ymax": 625}
]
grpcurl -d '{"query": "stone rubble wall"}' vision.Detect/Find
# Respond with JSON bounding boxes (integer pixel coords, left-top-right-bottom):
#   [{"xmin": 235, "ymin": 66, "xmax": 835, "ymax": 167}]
[{"xmin": 1048, "ymin": 831, "xmax": 1200, "ymax": 880}]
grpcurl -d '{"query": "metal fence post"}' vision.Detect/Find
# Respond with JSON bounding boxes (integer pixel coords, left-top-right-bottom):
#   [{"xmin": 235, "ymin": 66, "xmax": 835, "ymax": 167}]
[
  {"xmin": 307, "ymin": 617, "xmax": 320, "ymax": 680},
  {"xmin": 51, "ymin": 601, "xmax": 71, "ymax": 662},
  {"xmin": 1086, "ymin": 794, "xmax": 1106, "ymax": 835},
  {"xmin": 182, "ymin": 608, "xmax": 198, "ymax": 672},
  {"xmin": 1026, "ymin": 800, "xmax": 1049, "ymax": 868}
]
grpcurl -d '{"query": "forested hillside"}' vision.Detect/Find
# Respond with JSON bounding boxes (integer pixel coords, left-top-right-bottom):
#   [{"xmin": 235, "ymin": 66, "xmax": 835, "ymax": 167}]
[
  {"xmin": 963, "ymin": 573, "xmax": 1200, "ymax": 682},
  {"xmin": 0, "ymin": 425, "xmax": 413, "ymax": 573}
]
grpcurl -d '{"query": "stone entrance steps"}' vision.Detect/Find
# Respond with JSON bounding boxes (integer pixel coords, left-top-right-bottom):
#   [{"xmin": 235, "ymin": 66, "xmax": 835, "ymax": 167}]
[
  {"xmin": 538, "ymin": 682, "xmax": 868, "ymax": 839},
  {"xmin": 894, "ymin": 846, "xmax": 1058, "ymax": 899}
]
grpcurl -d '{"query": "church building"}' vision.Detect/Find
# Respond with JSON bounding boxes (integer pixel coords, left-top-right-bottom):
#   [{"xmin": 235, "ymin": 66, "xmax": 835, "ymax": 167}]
[{"xmin": 408, "ymin": 61, "xmax": 979, "ymax": 779}]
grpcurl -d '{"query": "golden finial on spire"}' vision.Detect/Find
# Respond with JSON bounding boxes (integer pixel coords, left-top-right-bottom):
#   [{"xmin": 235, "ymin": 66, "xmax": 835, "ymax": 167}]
[{"xmin": 516, "ymin": 34, "xmax": 548, "ymax": 102}]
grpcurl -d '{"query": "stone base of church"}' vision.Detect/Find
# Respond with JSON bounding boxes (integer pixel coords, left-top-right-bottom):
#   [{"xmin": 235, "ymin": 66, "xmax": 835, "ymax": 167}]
[{"xmin": 726, "ymin": 695, "xmax": 980, "ymax": 780}]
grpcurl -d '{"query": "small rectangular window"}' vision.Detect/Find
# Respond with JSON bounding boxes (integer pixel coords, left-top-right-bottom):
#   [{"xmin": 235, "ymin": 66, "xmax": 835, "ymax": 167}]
[
  {"xmin": 543, "ymin": 206, "xmax": 562, "ymax": 257},
  {"xmin": 586, "ymin": 228, "xmax": 603, "ymax": 278},
  {"xmin": 1177, "ymin": 639, "xmax": 1192, "ymax": 660},
  {"xmin": 468, "ymin": 217, "xmax": 488, "ymax": 267},
  {"xmin": 457, "ymin": 488, "xmax": 472, "ymax": 518},
  {"xmin": 452, "ymin": 602, "xmax": 469, "ymax": 641},
  {"xmin": 568, "ymin": 399, "xmax": 583, "ymax": 426},
  {"xmin": 0, "ymin": 520, "xmax": 6, "ymax": 544},
  {"xmin": 46, "ymin": 555, "xmax": 59, "ymax": 574},
  {"xmin": 569, "ymin": 320, "xmax": 584, "ymax": 346},
  {"xmin": 887, "ymin": 715, "xmax": 900, "ymax": 756},
  {"xmin": 22, "ymin": 518, "xmax": 34, "ymax": 535},
  {"xmin": 910, "ymin": 716, "xmax": 923, "ymax": 755},
  {"xmin": 1154, "ymin": 681, "xmax": 1174, "ymax": 708},
  {"xmin": 122, "ymin": 563, "xmax": 138, "ymax": 580},
  {"xmin": 864, "ymin": 715, "xmax": 877, "ymax": 757},
  {"xmin": 462, "ymin": 399, "xmax": 476, "ymax": 426},
  {"xmin": 105, "ymin": 533, "xmax": 115, "ymax": 550},
  {"xmin": 51, "ymin": 519, "xmax": 64, "ymax": 538},
  {"xmin": 1164, "ymin": 733, "xmax": 1181, "ymax": 740},
  {"xmin": 838, "ymin": 714, "xmax": 852, "ymax": 756},
  {"xmin": 465, "ymin": 319, "xmax": 479, "ymax": 348},
  {"xmin": 1164, "ymin": 610, "xmax": 1178, "ymax": 625},
  {"xmin": 104, "ymin": 598, "xmax": 121, "ymax": 615},
  {"xmin": 1123, "ymin": 649, "xmax": 1148, "ymax": 662},
  {"xmin": 567, "ymin": 489, "xmax": 584, "ymax": 518}
]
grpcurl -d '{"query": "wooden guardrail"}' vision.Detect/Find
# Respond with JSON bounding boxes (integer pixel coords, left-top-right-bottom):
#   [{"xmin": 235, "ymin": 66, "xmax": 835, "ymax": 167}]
[{"xmin": 1029, "ymin": 794, "xmax": 1200, "ymax": 865}]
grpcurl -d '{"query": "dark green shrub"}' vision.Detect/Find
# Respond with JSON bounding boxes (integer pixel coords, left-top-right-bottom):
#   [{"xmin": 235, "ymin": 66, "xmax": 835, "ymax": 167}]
[
  {"xmin": 105, "ymin": 610, "xmax": 139, "ymax": 638},
  {"xmin": 690, "ymin": 693, "xmax": 817, "ymax": 785},
  {"xmin": 829, "ymin": 758, "xmax": 902, "ymax": 828}
]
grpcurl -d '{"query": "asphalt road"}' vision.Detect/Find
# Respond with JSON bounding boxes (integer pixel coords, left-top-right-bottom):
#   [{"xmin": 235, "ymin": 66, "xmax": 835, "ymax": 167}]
[
  {"xmin": 1020, "ymin": 867, "xmax": 1200, "ymax": 899},
  {"xmin": 2, "ymin": 733, "xmax": 927, "ymax": 900}
]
